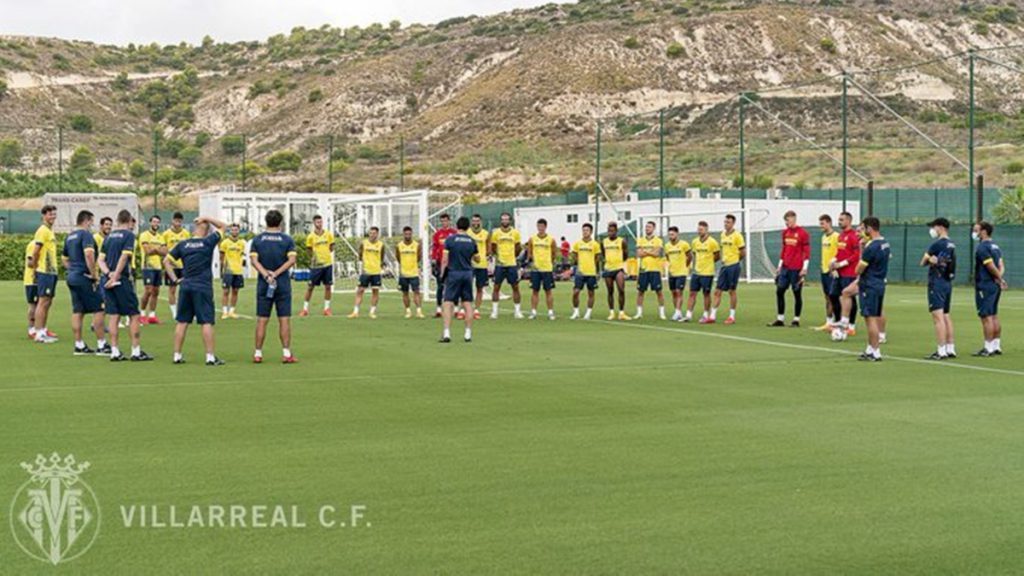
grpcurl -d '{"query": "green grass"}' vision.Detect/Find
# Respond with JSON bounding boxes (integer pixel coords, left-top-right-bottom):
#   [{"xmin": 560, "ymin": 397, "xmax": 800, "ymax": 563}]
[{"xmin": 1, "ymin": 280, "xmax": 1023, "ymax": 574}]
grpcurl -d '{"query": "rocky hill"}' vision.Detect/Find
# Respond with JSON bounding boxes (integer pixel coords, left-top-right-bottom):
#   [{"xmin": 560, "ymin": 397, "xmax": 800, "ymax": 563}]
[{"xmin": 1, "ymin": 0, "xmax": 1024, "ymax": 207}]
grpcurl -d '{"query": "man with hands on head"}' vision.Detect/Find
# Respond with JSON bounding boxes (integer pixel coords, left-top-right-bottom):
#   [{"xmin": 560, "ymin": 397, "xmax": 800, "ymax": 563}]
[{"xmin": 164, "ymin": 216, "xmax": 228, "ymax": 366}]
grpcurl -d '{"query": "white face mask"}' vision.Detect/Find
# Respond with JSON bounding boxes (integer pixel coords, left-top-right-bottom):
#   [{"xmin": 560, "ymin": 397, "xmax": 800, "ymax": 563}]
[
  {"xmin": 929, "ymin": 228, "xmax": 939, "ymax": 239},
  {"xmin": 972, "ymin": 232, "xmax": 980, "ymax": 241}
]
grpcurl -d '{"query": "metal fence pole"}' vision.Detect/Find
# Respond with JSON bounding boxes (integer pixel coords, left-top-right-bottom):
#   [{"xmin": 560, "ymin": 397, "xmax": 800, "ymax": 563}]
[
  {"xmin": 595, "ymin": 121, "xmax": 602, "ymax": 227},
  {"xmin": 976, "ymin": 174, "xmax": 984, "ymax": 222},
  {"xmin": 901, "ymin": 224, "xmax": 909, "ymax": 283},
  {"xmin": 867, "ymin": 180, "xmax": 874, "ymax": 216},
  {"xmin": 739, "ymin": 94, "xmax": 746, "ymax": 214},
  {"xmin": 152, "ymin": 129, "xmax": 159, "ymax": 215},
  {"xmin": 241, "ymin": 134, "xmax": 248, "ymax": 192},
  {"xmin": 399, "ymin": 135, "xmax": 405, "ymax": 192},
  {"xmin": 57, "ymin": 126, "xmax": 64, "ymax": 193},
  {"xmin": 327, "ymin": 135, "xmax": 334, "ymax": 194},
  {"xmin": 658, "ymin": 108, "xmax": 665, "ymax": 214},
  {"xmin": 842, "ymin": 73, "xmax": 849, "ymax": 211}
]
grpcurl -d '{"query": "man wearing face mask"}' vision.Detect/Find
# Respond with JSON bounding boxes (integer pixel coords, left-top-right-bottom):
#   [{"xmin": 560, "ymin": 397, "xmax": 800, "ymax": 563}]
[
  {"xmin": 920, "ymin": 218, "xmax": 956, "ymax": 360},
  {"xmin": 972, "ymin": 221, "xmax": 1007, "ymax": 357}
]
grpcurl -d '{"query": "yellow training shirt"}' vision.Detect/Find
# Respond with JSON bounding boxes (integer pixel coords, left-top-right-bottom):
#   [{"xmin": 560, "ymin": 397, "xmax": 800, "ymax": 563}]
[
  {"xmin": 491, "ymin": 227, "xmax": 521, "ymax": 267},
  {"xmin": 32, "ymin": 224, "xmax": 58, "ymax": 275},
  {"xmin": 572, "ymin": 239, "xmax": 601, "ymax": 276},
  {"xmin": 665, "ymin": 240, "xmax": 692, "ymax": 277},
  {"xmin": 467, "ymin": 227, "xmax": 489, "ymax": 269},
  {"xmin": 692, "ymin": 236, "xmax": 720, "ymax": 277},
  {"xmin": 163, "ymin": 227, "xmax": 191, "ymax": 269},
  {"xmin": 398, "ymin": 240, "xmax": 420, "ymax": 278},
  {"xmin": 637, "ymin": 235, "xmax": 664, "ymax": 272},
  {"xmin": 602, "ymin": 237, "xmax": 626, "ymax": 271},
  {"xmin": 139, "ymin": 229, "xmax": 166, "ymax": 270},
  {"xmin": 530, "ymin": 235, "xmax": 555, "ymax": 273},
  {"xmin": 306, "ymin": 230, "xmax": 335, "ymax": 269},
  {"xmin": 720, "ymin": 231, "xmax": 746, "ymax": 266},
  {"xmin": 23, "ymin": 241, "xmax": 36, "ymax": 285},
  {"xmin": 362, "ymin": 240, "xmax": 384, "ymax": 275},
  {"xmin": 821, "ymin": 231, "xmax": 839, "ymax": 273},
  {"xmin": 220, "ymin": 236, "xmax": 247, "ymax": 275}
]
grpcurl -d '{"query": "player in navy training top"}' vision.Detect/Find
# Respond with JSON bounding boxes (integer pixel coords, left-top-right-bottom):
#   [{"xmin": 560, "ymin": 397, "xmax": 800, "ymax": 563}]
[
  {"xmin": 855, "ymin": 217, "xmax": 890, "ymax": 362},
  {"xmin": 62, "ymin": 209, "xmax": 107, "ymax": 356},
  {"xmin": 166, "ymin": 216, "xmax": 228, "ymax": 366},
  {"xmin": 99, "ymin": 209, "xmax": 152, "ymax": 362},
  {"xmin": 920, "ymin": 217, "xmax": 957, "ymax": 360},
  {"xmin": 972, "ymin": 221, "xmax": 1008, "ymax": 357},
  {"xmin": 440, "ymin": 216, "xmax": 479, "ymax": 343},
  {"xmin": 249, "ymin": 209, "xmax": 299, "ymax": 364}
]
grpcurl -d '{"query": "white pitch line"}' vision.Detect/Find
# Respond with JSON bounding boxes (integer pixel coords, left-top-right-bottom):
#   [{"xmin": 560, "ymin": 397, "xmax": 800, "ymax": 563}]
[{"xmin": 599, "ymin": 320, "xmax": 1024, "ymax": 378}]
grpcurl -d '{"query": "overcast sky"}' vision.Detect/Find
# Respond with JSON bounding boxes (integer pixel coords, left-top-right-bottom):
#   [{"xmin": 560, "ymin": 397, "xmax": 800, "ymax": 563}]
[{"xmin": 0, "ymin": 0, "xmax": 574, "ymax": 46}]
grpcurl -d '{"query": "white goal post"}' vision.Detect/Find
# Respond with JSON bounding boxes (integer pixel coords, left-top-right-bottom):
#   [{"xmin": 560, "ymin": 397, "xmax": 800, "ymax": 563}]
[{"xmin": 633, "ymin": 208, "xmax": 780, "ymax": 283}]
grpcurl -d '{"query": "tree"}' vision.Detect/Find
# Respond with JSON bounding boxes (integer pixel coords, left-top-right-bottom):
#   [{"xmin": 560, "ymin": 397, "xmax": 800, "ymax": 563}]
[
  {"xmin": 68, "ymin": 114, "xmax": 94, "ymax": 133},
  {"xmin": 128, "ymin": 159, "xmax": 149, "ymax": 179},
  {"xmin": 0, "ymin": 138, "xmax": 23, "ymax": 169},
  {"xmin": 178, "ymin": 146, "xmax": 202, "ymax": 169},
  {"xmin": 69, "ymin": 145, "xmax": 97, "ymax": 176},
  {"xmin": 993, "ymin": 187, "xmax": 1024, "ymax": 224},
  {"xmin": 194, "ymin": 132, "xmax": 211, "ymax": 148},
  {"xmin": 112, "ymin": 72, "xmax": 130, "ymax": 91},
  {"xmin": 202, "ymin": 35, "xmax": 215, "ymax": 49},
  {"xmin": 266, "ymin": 150, "xmax": 302, "ymax": 172},
  {"xmin": 105, "ymin": 161, "xmax": 126, "ymax": 179},
  {"xmin": 389, "ymin": 20, "xmax": 402, "ymax": 31},
  {"xmin": 166, "ymin": 102, "xmax": 195, "ymax": 129},
  {"xmin": 221, "ymin": 135, "xmax": 245, "ymax": 156}
]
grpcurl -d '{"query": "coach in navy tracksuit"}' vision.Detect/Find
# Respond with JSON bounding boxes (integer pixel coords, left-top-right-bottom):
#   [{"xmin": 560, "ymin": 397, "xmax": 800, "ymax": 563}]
[
  {"xmin": 440, "ymin": 216, "xmax": 479, "ymax": 343},
  {"xmin": 165, "ymin": 216, "xmax": 228, "ymax": 366}
]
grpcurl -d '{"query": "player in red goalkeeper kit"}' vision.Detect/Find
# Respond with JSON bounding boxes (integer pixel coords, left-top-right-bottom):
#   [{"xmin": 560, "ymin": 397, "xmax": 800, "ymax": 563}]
[
  {"xmin": 431, "ymin": 214, "xmax": 458, "ymax": 317},
  {"xmin": 769, "ymin": 210, "xmax": 811, "ymax": 327}
]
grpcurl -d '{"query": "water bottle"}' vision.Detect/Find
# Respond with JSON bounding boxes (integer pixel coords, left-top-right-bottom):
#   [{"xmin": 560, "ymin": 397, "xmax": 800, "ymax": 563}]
[{"xmin": 266, "ymin": 278, "xmax": 277, "ymax": 299}]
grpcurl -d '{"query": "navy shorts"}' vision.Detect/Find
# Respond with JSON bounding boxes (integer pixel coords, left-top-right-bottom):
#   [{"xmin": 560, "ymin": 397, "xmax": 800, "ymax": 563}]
[
  {"xmin": 976, "ymin": 284, "xmax": 1001, "ymax": 318},
  {"xmin": 716, "ymin": 264, "xmax": 741, "ymax": 291},
  {"xmin": 637, "ymin": 271, "xmax": 662, "ymax": 292},
  {"xmin": 444, "ymin": 271, "xmax": 474, "ymax": 303},
  {"xmin": 69, "ymin": 282, "xmax": 104, "ymax": 314},
  {"xmin": 530, "ymin": 271, "xmax": 555, "ymax": 291},
  {"xmin": 164, "ymin": 269, "xmax": 183, "ymax": 286},
  {"xmin": 104, "ymin": 283, "xmax": 140, "ymax": 317},
  {"xmin": 838, "ymin": 276, "xmax": 858, "ymax": 294},
  {"xmin": 358, "ymin": 274, "xmax": 381, "ymax": 289},
  {"xmin": 399, "ymin": 276, "xmax": 420, "ymax": 293},
  {"xmin": 177, "ymin": 286, "xmax": 216, "ymax": 325},
  {"xmin": 256, "ymin": 285, "xmax": 292, "ymax": 318},
  {"xmin": 776, "ymin": 269, "xmax": 803, "ymax": 291},
  {"xmin": 35, "ymin": 272, "xmax": 57, "ymax": 298},
  {"xmin": 690, "ymin": 275, "xmax": 714, "ymax": 294},
  {"xmin": 493, "ymin": 265, "xmax": 520, "ymax": 286},
  {"xmin": 222, "ymin": 273, "xmax": 245, "ymax": 290},
  {"xmin": 669, "ymin": 276, "xmax": 687, "ymax": 292},
  {"xmin": 473, "ymin": 268, "xmax": 489, "ymax": 290},
  {"xmin": 25, "ymin": 285, "xmax": 38, "ymax": 305},
  {"xmin": 574, "ymin": 275, "xmax": 597, "ymax": 291},
  {"xmin": 602, "ymin": 269, "xmax": 625, "ymax": 279},
  {"xmin": 143, "ymin": 269, "xmax": 163, "ymax": 287},
  {"xmin": 859, "ymin": 286, "xmax": 886, "ymax": 318},
  {"xmin": 821, "ymin": 273, "xmax": 838, "ymax": 297},
  {"xmin": 928, "ymin": 280, "xmax": 952, "ymax": 314},
  {"xmin": 309, "ymin": 266, "xmax": 334, "ymax": 287}
]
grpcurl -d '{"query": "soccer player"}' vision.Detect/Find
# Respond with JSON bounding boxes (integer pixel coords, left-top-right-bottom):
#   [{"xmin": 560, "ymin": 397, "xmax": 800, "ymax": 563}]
[
  {"xmin": 220, "ymin": 223, "xmax": 246, "ymax": 319},
  {"xmin": 23, "ymin": 240, "xmax": 38, "ymax": 339},
  {"xmin": 527, "ymin": 218, "xmax": 558, "ymax": 320},
  {"xmin": 431, "ymin": 213, "xmax": 457, "ymax": 317},
  {"xmin": 920, "ymin": 217, "xmax": 957, "ymax": 360},
  {"xmin": 466, "ymin": 214, "xmax": 490, "ymax": 320},
  {"xmin": 95, "ymin": 216, "xmax": 112, "ymax": 250},
  {"xmin": 711, "ymin": 214, "xmax": 746, "ymax": 324},
  {"xmin": 832, "ymin": 211, "xmax": 861, "ymax": 337},
  {"xmin": 63, "ymin": 210, "xmax": 107, "ymax": 355},
  {"xmin": 685, "ymin": 221, "xmax": 720, "ymax": 323},
  {"xmin": 665, "ymin": 226, "xmax": 692, "ymax": 321},
  {"xmin": 440, "ymin": 216, "xmax": 479, "ymax": 343},
  {"xmin": 301, "ymin": 215, "xmax": 335, "ymax": 317},
  {"xmin": 250, "ymin": 210, "xmax": 298, "ymax": 364},
  {"xmin": 816, "ymin": 214, "xmax": 841, "ymax": 331},
  {"xmin": 165, "ymin": 216, "xmax": 228, "ymax": 365},
  {"xmin": 770, "ymin": 210, "xmax": 810, "ymax": 327},
  {"xmin": 349, "ymin": 226, "xmax": 384, "ymax": 319},
  {"xmin": 602, "ymin": 222, "xmax": 630, "ymax": 321},
  {"xmin": 100, "ymin": 209, "xmax": 153, "ymax": 362},
  {"xmin": 396, "ymin": 226, "xmax": 425, "ymax": 318},
  {"xmin": 855, "ymin": 217, "xmax": 890, "ymax": 362},
  {"xmin": 635, "ymin": 221, "xmax": 666, "ymax": 320},
  {"xmin": 490, "ymin": 212, "xmax": 524, "ymax": 319},
  {"xmin": 29, "ymin": 205, "xmax": 59, "ymax": 343},
  {"xmin": 570, "ymin": 223, "xmax": 601, "ymax": 320},
  {"xmin": 162, "ymin": 213, "xmax": 191, "ymax": 320},
  {"xmin": 972, "ymin": 221, "xmax": 1007, "ymax": 357},
  {"xmin": 139, "ymin": 215, "xmax": 167, "ymax": 324}
]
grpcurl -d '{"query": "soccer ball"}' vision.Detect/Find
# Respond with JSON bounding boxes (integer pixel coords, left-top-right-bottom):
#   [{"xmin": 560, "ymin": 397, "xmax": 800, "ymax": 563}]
[{"xmin": 831, "ymin": 327, "xmax": 847, "ymax": 342}]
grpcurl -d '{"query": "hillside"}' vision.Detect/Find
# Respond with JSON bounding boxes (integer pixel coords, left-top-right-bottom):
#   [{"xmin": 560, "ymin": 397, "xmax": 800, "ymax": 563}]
[{"xmin": 2, "ymin": 0, "xmax": 1024, "ymax": 208}]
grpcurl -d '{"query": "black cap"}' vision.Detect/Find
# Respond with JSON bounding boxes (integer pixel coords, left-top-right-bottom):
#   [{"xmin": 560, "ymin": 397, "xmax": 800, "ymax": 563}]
[{"xmin": 928, "ymin": 217, "xmax": 950, "ymax": 229}]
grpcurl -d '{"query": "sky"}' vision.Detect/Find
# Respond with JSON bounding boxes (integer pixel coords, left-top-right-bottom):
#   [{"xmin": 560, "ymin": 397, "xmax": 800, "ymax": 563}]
[{"xmin": 0, "ymin": 0, "xmax": 574, "ymax": 46}]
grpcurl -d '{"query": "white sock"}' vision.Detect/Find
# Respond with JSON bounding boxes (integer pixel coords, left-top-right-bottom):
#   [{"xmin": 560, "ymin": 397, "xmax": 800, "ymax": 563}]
[
  {"xmin": 531, "ymin": 309, "xmax": 537, "ymax": 316},
  {"xmin": 635, "ymin": 307, "xmax": 643, "ymax": 317},
  {"xmin": 370, "ymin": 306, "xmax": 377, "ymax": 314},
  {"xmin": 947, "ymin": 343, "xmax": 956, "ymax": 355},
  {"xmin": 793, "ymin": 316, "xmax": 800, "ymax": 323},
  {"xmin": 548, "ymin": 309, "xmax": 555, "ymax": 318},
  {"xmin": 658, "ymin": 306, "xmax": 665, "ymax": 316},
  {"xmin": 229, "ymin": 307, "xmax": 235, "ymax": 314},
  {"xmin": 685, "ymin": 310, "xmax": 693, "ymax": 319},
  {"xmin": 97, "ymin": 339, "xmax": 106, "ymax": 348},
  {"xmin": 75, "ymin": 340, "xmax": 85, "ymax": 349},
  {"xmin": 223, "ymin": 306, "xmax": 229, "ymax": 314},
  {"xmin": 880, "ymin": 332, "xmax": 886, "ymax": 340},
  {"xmin": 304, "ymin": 301, "xmax": 310, "ymax": 311},
  {"xmin": 710, "ymin": 308, "xmax": 718, "ymax": 321},
  {"xmin": 443, "ymin": 329, "xmax": 451, "ymax": 339},
  {"xmin": 111, "ymin": 346, "xmax": 121, "ymax": 357},
  {"xmin": 985, "ymin": 340, "xmax": 994, "ymax": 352},
  {"xmin": 149, "ymin": 311, "xmax": 157, "ymax": 318},
  {"xmin": 865, "ymin": 345, "xmax": 874, "ymax": 355},
  {"xmin": 282, "ymin": 348, "xmax": 292, "ymax": 358},
  {"xmin": 464, "ymin": 328, "xmax": 472, "ymax": 340},
  {"xmin": 585, "ymin": 308, "xmax": 592, "ymax": 318},
  {"xmin": 324, "ymin": 300, "xmax": 331, "ymax": 310},
  {"xmin": 174, "ymin": 352, "xmax": 183, "ymax": 362},
  {"xmin": 29, "ymin": 326, "xmax": 37, "ymax": 335},
  {"xmin": 729, "ymin": 309, "xmax": 736, "ymax": 319},
  {"xmin": 840, "ymin": 316, "xmax": 849, "ymax": 327},
  {"xmin": 702, "ymin": 311, "xmax": 709, "ymax": 319},
  {"xmin": 492, "ymin": 302, "xmax": 499, "ymax": 314},
  {"xmin": 777, "ymin": 314, "xmax": 785, "ymax": 322},
  {"xmin": 514, "ymin": 303, "xmax": 521, "ymax": 313},
  {"xmin": 254, "ymin": 349, "xmax": 263, "ymax": 359},
  {"xmin": 573, "ymin": 307, "xmax": 579, "ymax": 315},
  {"xmin": 994, "ymin": 338, "xmax": 1001, "ymax": 350},
  {"xmin": 206, "ymin": 353, "xmax": 216, "ymax": 363},
  {"xmin": 352, "ymin": 305, "xmax": 360, "ymax": 314},
  {"xmin": 131, "ymin": 345, "xmax": 141, "ymax": 357}
]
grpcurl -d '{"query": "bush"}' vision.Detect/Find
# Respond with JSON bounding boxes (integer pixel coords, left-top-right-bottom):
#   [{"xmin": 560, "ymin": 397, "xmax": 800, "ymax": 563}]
[
  {"xmin": 0, "ymin": 79, "xmax": 7, "ymax": 99},
  {"xmin": 0, "ymin": 235, "xmax": 37, "ymax": 280},
  {"xmin": 666, "ymin": 42, "xmax": 685, "ymax": 59},
  {"xmin": 623, "ymin": 37, "xmax": 641, "ymax": 50},
  {"xmin": 194, "ymin": 132, "xmax": 211, "ymax": 148},
  {"xmin": 308, "ymin": 88, "xmax": 324, "ymax": 103},
  {"xmin": 68, "ymin": 114, "xmax": 94, "ymax": 133},
  {"xmin": 248, "ymin": 80, "xmax": 272, "ymax": 99},
  {"xmin": 238, "ymin": 160, "xmax": 268, "ymax": 179},
  {"xmin": 266, "ymin": 150, "xmax": 302, "ymax": 172},
  {"xmin": 820, "ymin": 38, "xmax": 837, "ymax": 54},
  {"xmin": 104, "ymin": 161, "xmax": 126, "ymax": 179},
  {"xmin": 128, "ymin": 159, "xmax": 149, "ymax": 179},
  {"xmin": 329, "ymin": 159, "xmax": 349, "ymax": 174},
  {"xmin": 221, "ymin": 135, "xmax": 246, "ymax": 156},
  {"xmin": 178, "ymin": 146, "xmax": 202, "ymax": 169},
  {"xmin": 975, "ymin": 22, "xmax": 990, "ymax": 35},
  {"xmin": 69, "ymin": 145, "xmax": 96, "ymax": 176},
  {"xmin": 1007, "ymin": 161, "xmax": 1024, "ymax": 175},
  {"xmin": 0, "ymin": 138, "xmax": 23, "ymax": 168},
  {"xmin": 112, "ymin": 72, "xmax": 130, "ymax": 91}
]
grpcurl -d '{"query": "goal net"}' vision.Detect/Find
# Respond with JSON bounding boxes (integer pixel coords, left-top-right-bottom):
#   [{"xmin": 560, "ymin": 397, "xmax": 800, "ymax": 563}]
[{"xmin": 634, "ymin": 208, "xmax": 780, "ymax": 283}]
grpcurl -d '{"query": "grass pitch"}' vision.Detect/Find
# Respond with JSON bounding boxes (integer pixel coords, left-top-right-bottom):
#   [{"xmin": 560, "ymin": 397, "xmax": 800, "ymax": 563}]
[{"xmin": 1, "ymin": 280, "xmax": 1022, "ymax": 574}]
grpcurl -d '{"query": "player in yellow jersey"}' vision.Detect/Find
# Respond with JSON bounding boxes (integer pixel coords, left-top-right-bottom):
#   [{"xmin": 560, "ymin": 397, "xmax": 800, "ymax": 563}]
[
  {"xmin": 465, "ymin": 214, "xmax": 490, "ymax": 320},
  {"xmin": 570, "ymin": 223, "xmax": 602, "ymax": 320},
  {"xmin": 526, "ymin": 219, "xmax": 557, "ymax": 320},
  {"xmin": 302, "ymin": 215, "xmax": 335, "ymax": 317},
  {"xmin": 219, "ymin": 223, "xmax": 247, "ymax": 319},
  {"xmin": 23, "ymin": 240, "xmax": 38, "ymax": 339},
  {"xmin": 489, "ymin": 212, "xmax": 524, "ymax": 319},
  {"xmin": 162, "ymin": 212, "xmax": 191, "ymax": 321},
  {"xmin": 396, "ymin": 226, "xmax": 425, "ymax": 318},
  {"xmin": 350, "ymin": 226, "xmax": 384, "ymax": 319},
  {"xmin": 664, "ymin": 226, "xmax": 692, "ymax": 321},
  {"xmin": 684, "ymin": 221, "xmax": 720, "ymax": 323},
  {"xmin": 635, "ymin": 221, "xmax": 667, "ymax": 320},
  {"xmin": 139, "ymin": 215, "xmax": 166, "ymax": 324},
  {"xmin": 29, "ymin": 205, "xmax": 60, "ymax": 342},
  {"xmin": 817, "ymin": 214, "xmax": 841, "ymax": 331},
  {"xmin": 602, "ymin": 222, "xmax": 631, "ymax": 320},
  {"xmin": 710, "ymin": 214, "xmax": 746, "ymax": 325}
]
